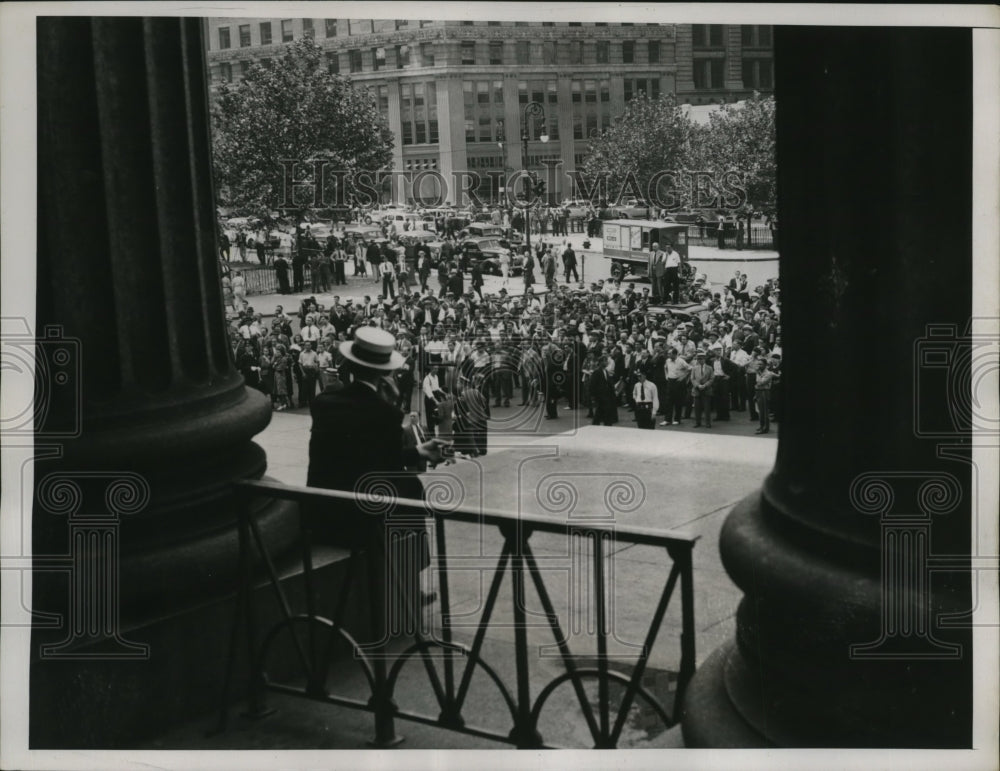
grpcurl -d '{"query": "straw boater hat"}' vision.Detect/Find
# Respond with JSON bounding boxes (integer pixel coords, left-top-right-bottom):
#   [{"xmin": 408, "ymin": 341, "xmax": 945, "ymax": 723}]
[{"xmin": 339, "ymin": 327, "xmax": 405, "ymax": 371}]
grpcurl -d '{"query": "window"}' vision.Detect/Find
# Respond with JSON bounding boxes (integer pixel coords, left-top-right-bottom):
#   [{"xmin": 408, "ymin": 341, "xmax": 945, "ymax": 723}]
[
  {"xmin": 397, "ymin": 44, "xmax": 411, "ymax": 68},
  {"xmin": 623, "ymin": 40, "xmax": 635, "ymax": 64},
  {"xmin": 543, "ymin": 22, "xmax": 555, "ymax": 27},
  {"xmin": 372, "ymin": 47, "xmax": 385, "ymax": 71},
  {"xmin": 741, "ymin": 25, "xmax": 772, "ymax": 48},
  {"xmin": 218, "ymin": 27, "xmax": 231, "ymax": 50},
  {"xmin": 585, "ymin": 79, "xmax": 596, "ymax": 103},
  {"xmin": 302, "ymin": 19, "xmax": 314, "ymax": 38},
  {"xmin": 742, "ymin": 58, "xmax": 774, "ymax": 89},
  {"xmin": 281, "ymin": 19, "xmax": 293, "ymax": 42},
  {"xmin": 428, "ymin": 83, "xmax": 439, "ymax": 143},
  {"xmin": 570, "ymin": 40, "xmax": 583, "ymax": 65},
  {"xmin": 518, "ymin": 81, "xmax": 527, "ymax": 104},
  {"xmin": 516, "ymin": 40, "xmax": 530, "ymax": 63},
  {"xmin": 395, "ymin": 20, "xmax": 406, "ymax": 31},
  {"xmin": 327, "ymin": 52, "xmax": 340, "ymax": 74},
  {"xmin": 349, "ymin": 49, "xmax": 363, "ymax": 73},
  {"xmin": 569, "ymin": 22, "xmax": 582, "ymax": 27},
  {"xmin": 624, "ymin": 78, "xmax": 659, "ymax": 101},
  {"xmin": 238, "ymin": 24, "xmax": 250, "ymax": 47},
  {"xmin": 494, "ymin": 79, "xmax": 504, "ymax": 104},
  {"xmin": 461, "ymin": 21, "xmax": 474, "ymax": 26},
  {"xmin": 421, "ymin": 42, "xmax": 435, "ymax": 67},
  {"xmin": 402, "ymin": 83, "xmax": 436, "ymax": 146},
  {"xmin": 600, "ymin": 79, "xmax": 610, "ymax": 102},
  {"xmin": 420, "ymin": 20, "xmax": 432, "ymax": 28},
  {"xmin": 648, "ymin": 40, "xmax": 660, "ymax": 63},
  {"xmin": 239, "ymin": 61, "xmax": 250, "ymax": 78},
  {"xmin": 477, "ymin": 81, "xmax": 489, "ymax": 105},
  {"xmin": 325, "ymin": 19, "xmax": 337, "ymax": 38},
  {"xmin": 259, "ymin": 22, "xmax": 272, "ymax": 45},
  {"xmin": 349, "ymin": 19, "xmax": 373, "ymax": 35},
  {"xmin": 543, "ymin": 41, "xmax": 556, "ymax": 65},
  {"xmin": 571, "ymin": 81, "xmax": 581, "ymax": 103},
  {"xmin": 461, "ymin": 41, "xmax": 476, "ymax": 65},
  {"xmin": 514, "ymin": 22, "xmax": 528, "ymax": 27},
  {"xmin": 596, "ymin": 40, "xmax": 609, "ymax": 64},
  {"xmin": 693, "ymin": 59, "xmax": 726, "ymax": 89},
  {"xmin": 219, "ymin": 62, "xmax": 232, "ymax": 82},
  {"xmin": 488, "ymin": 21, "xmax": 501, "ymax": 26},
  {"xmin": 692, "ymin": 24, "xmax": 724, "ymax": 48},
  {"xmin": 489, "ymin": 41, "xmax": 503, "ymax": 65}
]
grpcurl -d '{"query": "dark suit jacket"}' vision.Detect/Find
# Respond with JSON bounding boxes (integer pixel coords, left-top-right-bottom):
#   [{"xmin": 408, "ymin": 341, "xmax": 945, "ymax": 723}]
[
  {"xmin": 307, "ymin": 381, "xmax": 425, "ymax": 548},
  {"xmin": 589, "ymin": 369, "xmax": 619, "ymax": 424}
]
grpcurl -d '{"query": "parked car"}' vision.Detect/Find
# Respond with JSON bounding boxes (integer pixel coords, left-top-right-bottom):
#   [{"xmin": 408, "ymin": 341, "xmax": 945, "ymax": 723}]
[
  {"xmin": 662, "ymin": 209, "xmax": 705, "ymax": 225},
  {"xmin": 604, "ymin": 197, "xmax": 650, "ymax": 219},
  {"xmin": 459, "ymin": 237, "xmax": 514, "ymax": 275},
  {"xmin": 343, "ymin": 224, "xmax": 384, "ymax": 241},
  {"xmin": 560, "ymin": 199, "xmax": 596, "ymax": 219}
]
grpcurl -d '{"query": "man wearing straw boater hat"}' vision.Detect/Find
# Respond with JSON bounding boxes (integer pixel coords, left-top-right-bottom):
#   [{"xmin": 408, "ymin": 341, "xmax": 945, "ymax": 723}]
[{"xmin": 307, "ymin": 327, "xmax": 450, "ymax": 629}]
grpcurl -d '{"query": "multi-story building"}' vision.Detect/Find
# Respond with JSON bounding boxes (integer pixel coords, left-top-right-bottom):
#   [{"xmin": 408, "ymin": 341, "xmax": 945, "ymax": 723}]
[{"xmin": 204, "ymin": 18, "xmax": 773, "ymax": 205}]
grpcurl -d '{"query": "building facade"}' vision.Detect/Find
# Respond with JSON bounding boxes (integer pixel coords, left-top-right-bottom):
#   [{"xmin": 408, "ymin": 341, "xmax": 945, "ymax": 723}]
[{"xmin": 205, "ymin": 19, "xmax": 773, "ymax": 205}]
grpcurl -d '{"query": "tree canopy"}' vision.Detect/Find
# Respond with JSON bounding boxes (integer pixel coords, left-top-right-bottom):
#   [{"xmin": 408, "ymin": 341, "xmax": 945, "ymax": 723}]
[
  {"xmin": 211, "ymin": 37, "xmax": 393, "ymax": 225},
  {"xmin": 579, "ymin": 92, "xmax": 696, "ymax": 207},
  {"xmin": 579, "ymin": 91, "xmax": 776, "ymax": 214},
  {"xmin": 690, "ymin": 93, "xmax": 777, "ymax": 214}
]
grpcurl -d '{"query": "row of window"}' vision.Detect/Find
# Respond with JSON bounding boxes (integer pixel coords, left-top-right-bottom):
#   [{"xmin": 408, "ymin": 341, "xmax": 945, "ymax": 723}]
[
  {"xmin": 691, "ymin": 24, "xmax": 772, "ymax": 49},
  {"xmin": 217, "ymin": 20, "xmax": 685, "ymax": 50},
  {"xmin": 212, "ymin": 59, "xmax": 768, "ymax": 93},
  {"xmin": 460, "ymin": 38, "xmax": 660, "ymax": 66},
  {"xmin": 217, "ymin": 19, "xmax": 442, "ymax": 48},
  {"xmin": 689, "ymin": 57, "xmax": 773, "ymax": 90}
]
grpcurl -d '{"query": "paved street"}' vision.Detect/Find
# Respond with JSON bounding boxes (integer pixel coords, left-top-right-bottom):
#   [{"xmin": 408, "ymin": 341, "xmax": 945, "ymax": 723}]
[{"xmin": 232, "ymin": 232, "xmax": 778, "ymax": 318}]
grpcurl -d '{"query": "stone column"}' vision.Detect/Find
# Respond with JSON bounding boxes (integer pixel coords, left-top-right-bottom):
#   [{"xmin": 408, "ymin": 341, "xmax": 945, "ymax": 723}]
[
  {"xmin": 33, "ymin": 16, "xmax": 299, "ymax": 744},
  {"xmin": 681, "ymin": 26, "xmax": 973, "ymax": 748}
]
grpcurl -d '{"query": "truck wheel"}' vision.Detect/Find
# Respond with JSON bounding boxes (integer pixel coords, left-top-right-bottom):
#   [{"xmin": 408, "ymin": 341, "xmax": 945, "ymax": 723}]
[{"xmin": 610, "ymin": 262, "xmax": 624, "ymax": 280}]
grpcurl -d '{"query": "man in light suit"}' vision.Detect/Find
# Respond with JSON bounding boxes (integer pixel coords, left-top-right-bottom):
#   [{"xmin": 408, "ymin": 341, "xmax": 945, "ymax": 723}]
[
  {"xmin": 649, "ymin": 242, "xmax": 666, "ymax": 302},
  {"xmin": 689, "ymin": 349, "xmax": 714, "ymax": 428}
]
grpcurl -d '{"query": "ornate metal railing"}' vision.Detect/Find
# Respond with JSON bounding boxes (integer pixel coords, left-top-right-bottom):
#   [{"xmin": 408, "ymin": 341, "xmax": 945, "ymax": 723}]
[{"xmin": 216, "ymin": 478, "xmax": 698, "ymax": 749}]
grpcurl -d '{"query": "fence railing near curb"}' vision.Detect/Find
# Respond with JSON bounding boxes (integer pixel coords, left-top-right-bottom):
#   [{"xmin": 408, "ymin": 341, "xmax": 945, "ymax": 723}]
[{"xmin": 215, "ymin": 479, "xmax": 698, "ymax": 749}]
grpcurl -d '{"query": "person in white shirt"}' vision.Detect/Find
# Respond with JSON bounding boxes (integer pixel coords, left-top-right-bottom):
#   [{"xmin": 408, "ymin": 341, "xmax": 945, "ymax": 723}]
[
  {"xmin": 422, "ymin": 369, "xmax": 445, "ymax": 434},
  {"xmin": 633, "ymin": 370, "xmax": 659, "ymax": 429},
  {"xmin": 663, "ymin": 244, "xmax": 681, "ymax": 303},
  {"xmin": 661, "ymin": 347, "xmax": 692, "ymax": 425},
  {"xmin": 300, "ymin": 315, "xmax": 321, "ymax": 343}
]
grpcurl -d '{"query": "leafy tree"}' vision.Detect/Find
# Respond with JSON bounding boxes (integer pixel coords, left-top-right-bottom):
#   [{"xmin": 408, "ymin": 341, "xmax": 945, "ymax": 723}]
[
  {"xmin": 211, "ymin": 37, "xmax": 393, "ymax": 240},
  {"xmin": 691, "ymin": 92, "xmax": 777, "ymax": 214},
  {"xmin": 579, "ymin": 92, "xmax": 697, "ymax": 206}
]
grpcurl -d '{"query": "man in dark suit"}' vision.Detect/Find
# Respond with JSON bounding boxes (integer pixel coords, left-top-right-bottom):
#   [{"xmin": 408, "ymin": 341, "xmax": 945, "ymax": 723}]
[
  {"xmin": 589, "ymin": 354, "xmax": 619, "ymax": 426},
  {"xmin": 690, "ymin": 350, "xmax": 714, "ymax": 428},
  {"xmin": 307, "ymin": 327, "xmax": 449, "ymax": 632}
]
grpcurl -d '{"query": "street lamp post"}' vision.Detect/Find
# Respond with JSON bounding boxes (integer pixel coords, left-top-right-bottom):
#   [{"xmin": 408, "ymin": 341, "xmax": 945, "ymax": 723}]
[{"xmin": 520, "ymin": 101, "xmax": 548, "ymax": 251}]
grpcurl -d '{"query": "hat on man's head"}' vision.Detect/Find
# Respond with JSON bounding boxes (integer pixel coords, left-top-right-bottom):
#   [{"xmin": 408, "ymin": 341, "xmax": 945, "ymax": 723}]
[
  {"xmin": 339, "ymin": 327, "xmax": 405, "ymax": 371},
  {"xmin": 695, "ymin": 350, "xmax": 706, "ymax": 358}
]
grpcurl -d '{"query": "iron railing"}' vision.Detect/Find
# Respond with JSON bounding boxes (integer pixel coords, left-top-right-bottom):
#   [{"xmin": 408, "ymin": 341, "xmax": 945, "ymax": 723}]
[{"xmin": 216, "ymin": 478, "xmax": 698, "ymax": 749}]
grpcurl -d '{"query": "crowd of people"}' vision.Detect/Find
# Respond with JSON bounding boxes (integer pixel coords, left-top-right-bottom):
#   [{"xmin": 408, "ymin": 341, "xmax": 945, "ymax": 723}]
[{"xmin": 228, "ymin": 261, "xmax": 783, "ymax": 447}]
